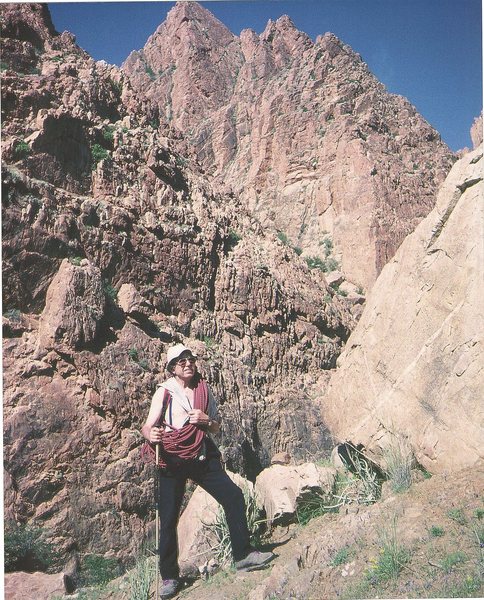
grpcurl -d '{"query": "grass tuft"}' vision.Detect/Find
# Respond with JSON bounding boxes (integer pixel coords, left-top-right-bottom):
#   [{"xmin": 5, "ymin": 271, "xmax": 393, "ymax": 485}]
[
  {"xmin": 383, "ymin": 436, "xmax": 414, "ymax": 493},
  {"xmin": 429, "ymin": 525, "xmax": 445, "ymax": 537},
  {"xmin": 126, "ymin": 555, "xmax": 156, "ymax": 600},
  {"xmin": 447, "ymin": 508, "xmax": 467, "ymax": 526},
  {"xmin": 202, "ymin": 485, "xmax": 263, "ymax": 567},
  {"xmin": 331, "ymin": 546, "xmax": 352, "ymax": 566},
  {"xmin": 296, "ymin": 490, "xmax": 336, "ymax": 526},
  {"xmin": 366, "ymin": 516, "xmax": 410, "ymax": 584}
]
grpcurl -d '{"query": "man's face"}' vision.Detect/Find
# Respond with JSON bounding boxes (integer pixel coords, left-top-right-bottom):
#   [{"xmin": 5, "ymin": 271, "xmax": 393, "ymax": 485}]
[{"xmin": 172, "ymin": 352, "xmax": 197, "ymax": 380}]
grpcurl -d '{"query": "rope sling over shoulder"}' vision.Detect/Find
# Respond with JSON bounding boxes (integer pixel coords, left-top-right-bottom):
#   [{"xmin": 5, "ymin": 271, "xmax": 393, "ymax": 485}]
[{"xmin": 140, "ymin": 374, "xmax": 209, "ymax": 468}]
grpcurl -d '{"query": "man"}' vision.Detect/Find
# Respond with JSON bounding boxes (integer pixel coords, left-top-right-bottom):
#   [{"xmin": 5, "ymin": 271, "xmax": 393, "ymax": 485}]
[{"xmin": 142, "ymin": 343, "xmax": 274, "ymax": 599}]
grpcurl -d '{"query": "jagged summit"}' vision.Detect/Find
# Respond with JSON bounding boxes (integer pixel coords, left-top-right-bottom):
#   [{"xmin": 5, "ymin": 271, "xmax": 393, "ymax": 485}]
[
  {"xmin": 1, "ymin": 3, "xmax": 58, "ymax": 48},
  {"xmin": 122, "ymin": 3, "xmax": 453, "ymax": 289},
  {"xmin": 166, "ymin": 0, "xmax": 225, "ymax": 25},
  {"xmin": 147, "ymin": 0, "xmax": 236, "ymax": 48}
]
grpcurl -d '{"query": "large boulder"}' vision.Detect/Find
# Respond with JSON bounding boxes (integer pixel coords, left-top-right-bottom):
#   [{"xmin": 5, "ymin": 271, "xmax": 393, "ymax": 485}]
[
  {"xmin": 4, "ymin": 571, "xmax": 65, "ymax": 600},
  {"xmin": 321, "ymin": 146, "xmax": 484, "ymax": 473},
  {"xmin": 254, "ymin": 463, "xmax": 336, "ymax": 524},
  {"xmin": 37, "ymin": 258, "xmax": 106, "ymax": 352}
]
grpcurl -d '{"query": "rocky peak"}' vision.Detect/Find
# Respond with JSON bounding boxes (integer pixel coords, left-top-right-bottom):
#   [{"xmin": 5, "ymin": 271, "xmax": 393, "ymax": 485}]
[
  {"xmin": 164, "ymin": 0, "xmax": 233, "ymax": 40},
  {"xmin": 1, "ymin": 3, "xmax": 57, "ymax": 50},
  {"xmin": 259, "ymin": 14, "xmax": 312, "ymax": 69},
  {"xmin": 261, "ymin": 13, "xmax": 311, "ymax": 46},
  {"xmin": 122, "ymin": 6, "xmax": 454, "ymax": 290}
]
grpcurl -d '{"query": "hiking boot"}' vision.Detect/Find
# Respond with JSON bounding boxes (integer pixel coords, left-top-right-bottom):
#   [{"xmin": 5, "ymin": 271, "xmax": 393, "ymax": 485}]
[
  {"xmin": 160, "ymin": 578, "xmax": 179, "ymax": 599},
  {"xmin": 235, "ymin": 550, "xmax": 275, "ymax": 572}
]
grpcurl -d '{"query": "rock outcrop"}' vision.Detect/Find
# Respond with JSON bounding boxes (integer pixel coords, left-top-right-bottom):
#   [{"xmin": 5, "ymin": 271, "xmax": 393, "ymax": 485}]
[
  {"xmin": 37, "ymin": 259, "xmax": 106, "ymax": 352},
  {"xmin": 471, "ymin": 111, "xmax": 483, "ymax": 149},
  {"xmin": 321, "ymin": 145, "xmax": 484, "ymax": 473},
  {"xmin": 2, "ymin": 2, "xmax": 353, "ymax": 566},
  {"xmin": 1, "ymin": 0, "xmax": 478, "ymax": 582},
  {"xmin": 122, "ymin": 1, "xmax": 454, "ymax": 289}
]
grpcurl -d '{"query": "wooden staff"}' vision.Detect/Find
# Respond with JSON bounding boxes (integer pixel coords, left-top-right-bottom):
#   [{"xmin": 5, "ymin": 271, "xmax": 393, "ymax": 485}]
[{"xmin": 155, "ymin": 443, "xmax": 160, "ymax": 599}]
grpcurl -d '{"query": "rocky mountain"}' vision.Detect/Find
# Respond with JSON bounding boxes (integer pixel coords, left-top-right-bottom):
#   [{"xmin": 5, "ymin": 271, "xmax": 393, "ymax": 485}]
[
  {"xmin": 2, "ymin": 1, "xmax": 479, "ymax": 593},
  {"xmin": 2, "ymin": 2, "xmax": 353, "ymax": 565},
  {"xmin": 122, "ymin": 1, "xmax": 455, "ymax": 289},
  {"xmin": 321, "ymin": 144, "xmax": 483, "ymax": 474}
]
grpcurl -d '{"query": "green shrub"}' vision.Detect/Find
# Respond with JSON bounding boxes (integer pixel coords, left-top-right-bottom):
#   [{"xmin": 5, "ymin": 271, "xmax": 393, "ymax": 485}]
[
  {"xmin": 102, "ymin": 126, "xmax": 115, "ymax": 143},
  {"xmin": 305, "ymin": 256, "xmax": 325, "ymax": 271},
  {"xmin": 144, "ymin": 65, "xmax": 155, "ymax": 79},
  {"xmin": 429, "ymin": 525, "xmax": 445, "ymax": 537},
  {"xmin": 69, "ymin": 256, "xmax": 83, "ymax": 266},
  {"xmin": 321, "ymin": 237, "xmax": 333, "ymax": 257},
  {"xmin": 443, "ymin": 574, "xmax": 482, "ymax": 597},
  {"xmin": 306, "ymin": 255, "xmax": 339, "ymax": 273},
  {"xmin": 91, "ymin": 143, "xmax": 109, "ymax": 166},
  {"xmin": 4, "ymin": 308, "xmax": 21, "ymax": 321},
  {"xmin": 325, "ymin": 257, "xmax": 340, "ymax": 272},
  {"xmin": 5, "ymin": 521, "xmax": 56, "ymax": 572},
  {"xmin": 80, "ymin": 554, "xmax": 121, "ymax": 586},
  {"xmin": 419, "ymin": 466, "xmax": 432, "ymax": 479},
  {"xmin": 13, "ymin": 140, "xmax": 31, "ymax": 160},
  {"xmin": 109, "ymin": 78, "xmax": 123, "ymax": 94},
  {"xmin": 226, "ymin": 229, "xmax": 241, "ymax": 251},
  {"xmin": 202, "ymin": 336, "xmax": 217, "ymax": 350},
  {"xmin": 277, "ymin": 231, "xmax": 289, "ymax": 245},
  {"xmin": 103, "ymin": 280, "xmax": 117, "ymax": 301},
  {"xmin": 440, "ymin": 551, "xmax": 467, "ymax": 573},
  {"xmin": 331, "ymin": 546, "xmax": 351, "ymax": 566},
  {"xmin": 128, "ymin": 348, "xmax": 139, "ymax": 362},
  {"xmin": 447, "ymin": 508, "xmax": 467, "ymax": 525}
]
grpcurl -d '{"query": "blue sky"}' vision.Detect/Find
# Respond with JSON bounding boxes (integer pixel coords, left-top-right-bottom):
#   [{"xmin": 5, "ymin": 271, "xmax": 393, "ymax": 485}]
[{"xmin": 48, "ymin": 1, "xmax": 482, "ymax": 151}]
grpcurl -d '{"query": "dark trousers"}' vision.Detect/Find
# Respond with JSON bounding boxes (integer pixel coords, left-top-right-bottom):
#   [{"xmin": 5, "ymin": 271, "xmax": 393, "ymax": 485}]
[{"xmin": 157, "ymin": 456, "xmax": 252, "ymax": 580}]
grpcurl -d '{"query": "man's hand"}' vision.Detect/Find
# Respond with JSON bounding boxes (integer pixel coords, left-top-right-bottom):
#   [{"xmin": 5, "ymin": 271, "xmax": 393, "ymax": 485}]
[
  {"xmin": 149, "ymin": 426, "xmax": 163, "ymax": 443},
  {"xmin": 188, "ymin": 409, "xmax": 210, "ymax": 426}
]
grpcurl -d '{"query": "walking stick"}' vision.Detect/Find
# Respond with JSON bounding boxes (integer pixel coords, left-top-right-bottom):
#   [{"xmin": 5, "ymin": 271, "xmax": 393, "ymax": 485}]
[{"xmin": 155, "ymin": 443, "xmax": 160, "ymax": 599}]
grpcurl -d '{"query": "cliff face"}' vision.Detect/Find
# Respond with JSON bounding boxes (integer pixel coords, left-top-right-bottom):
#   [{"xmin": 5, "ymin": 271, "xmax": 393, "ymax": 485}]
[
  {"xmin": 122, "ymin": 1, "xmax": 454, "ymax": 289},
  {"xmin": 2, "ymin": 0, "xmax": 476, "ymax": 576},
  {"xmin": 321, "ymin": 145, "xmax": 483, "ymax": 473},
  {"xmin": 2, "ymin": 2, "xmax": 353, "ymax": 563}
]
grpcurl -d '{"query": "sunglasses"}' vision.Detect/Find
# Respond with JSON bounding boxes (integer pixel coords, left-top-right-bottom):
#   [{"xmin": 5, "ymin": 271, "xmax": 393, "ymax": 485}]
[{"xmin": 177, "ymin": 357, "xmax": 196, "ymax": 366}]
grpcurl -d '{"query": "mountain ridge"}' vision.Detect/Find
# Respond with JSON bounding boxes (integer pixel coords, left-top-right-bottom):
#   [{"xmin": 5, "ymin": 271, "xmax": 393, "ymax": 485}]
[{"xmin": 122, "ymin": 1, "xmax": 454, "ymax": 289}]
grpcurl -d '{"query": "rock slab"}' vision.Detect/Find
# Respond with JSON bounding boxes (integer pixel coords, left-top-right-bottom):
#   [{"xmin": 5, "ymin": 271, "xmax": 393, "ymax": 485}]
[{"xmin": 321, "ymin": 146, "xmax": 484, "ymax": 473}]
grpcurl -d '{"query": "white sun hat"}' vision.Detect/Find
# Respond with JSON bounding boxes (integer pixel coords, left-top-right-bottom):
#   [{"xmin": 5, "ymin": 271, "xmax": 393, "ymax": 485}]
[{"xmin": 166, "ymin": 343, "xmax": 197, "ymax": 366}]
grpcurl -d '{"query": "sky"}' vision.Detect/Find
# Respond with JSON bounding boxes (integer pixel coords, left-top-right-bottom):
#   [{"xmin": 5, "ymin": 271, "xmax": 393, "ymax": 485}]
[{"xmin": 47, "ymin": 0, "xmax": 483, "ymax": 151}]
